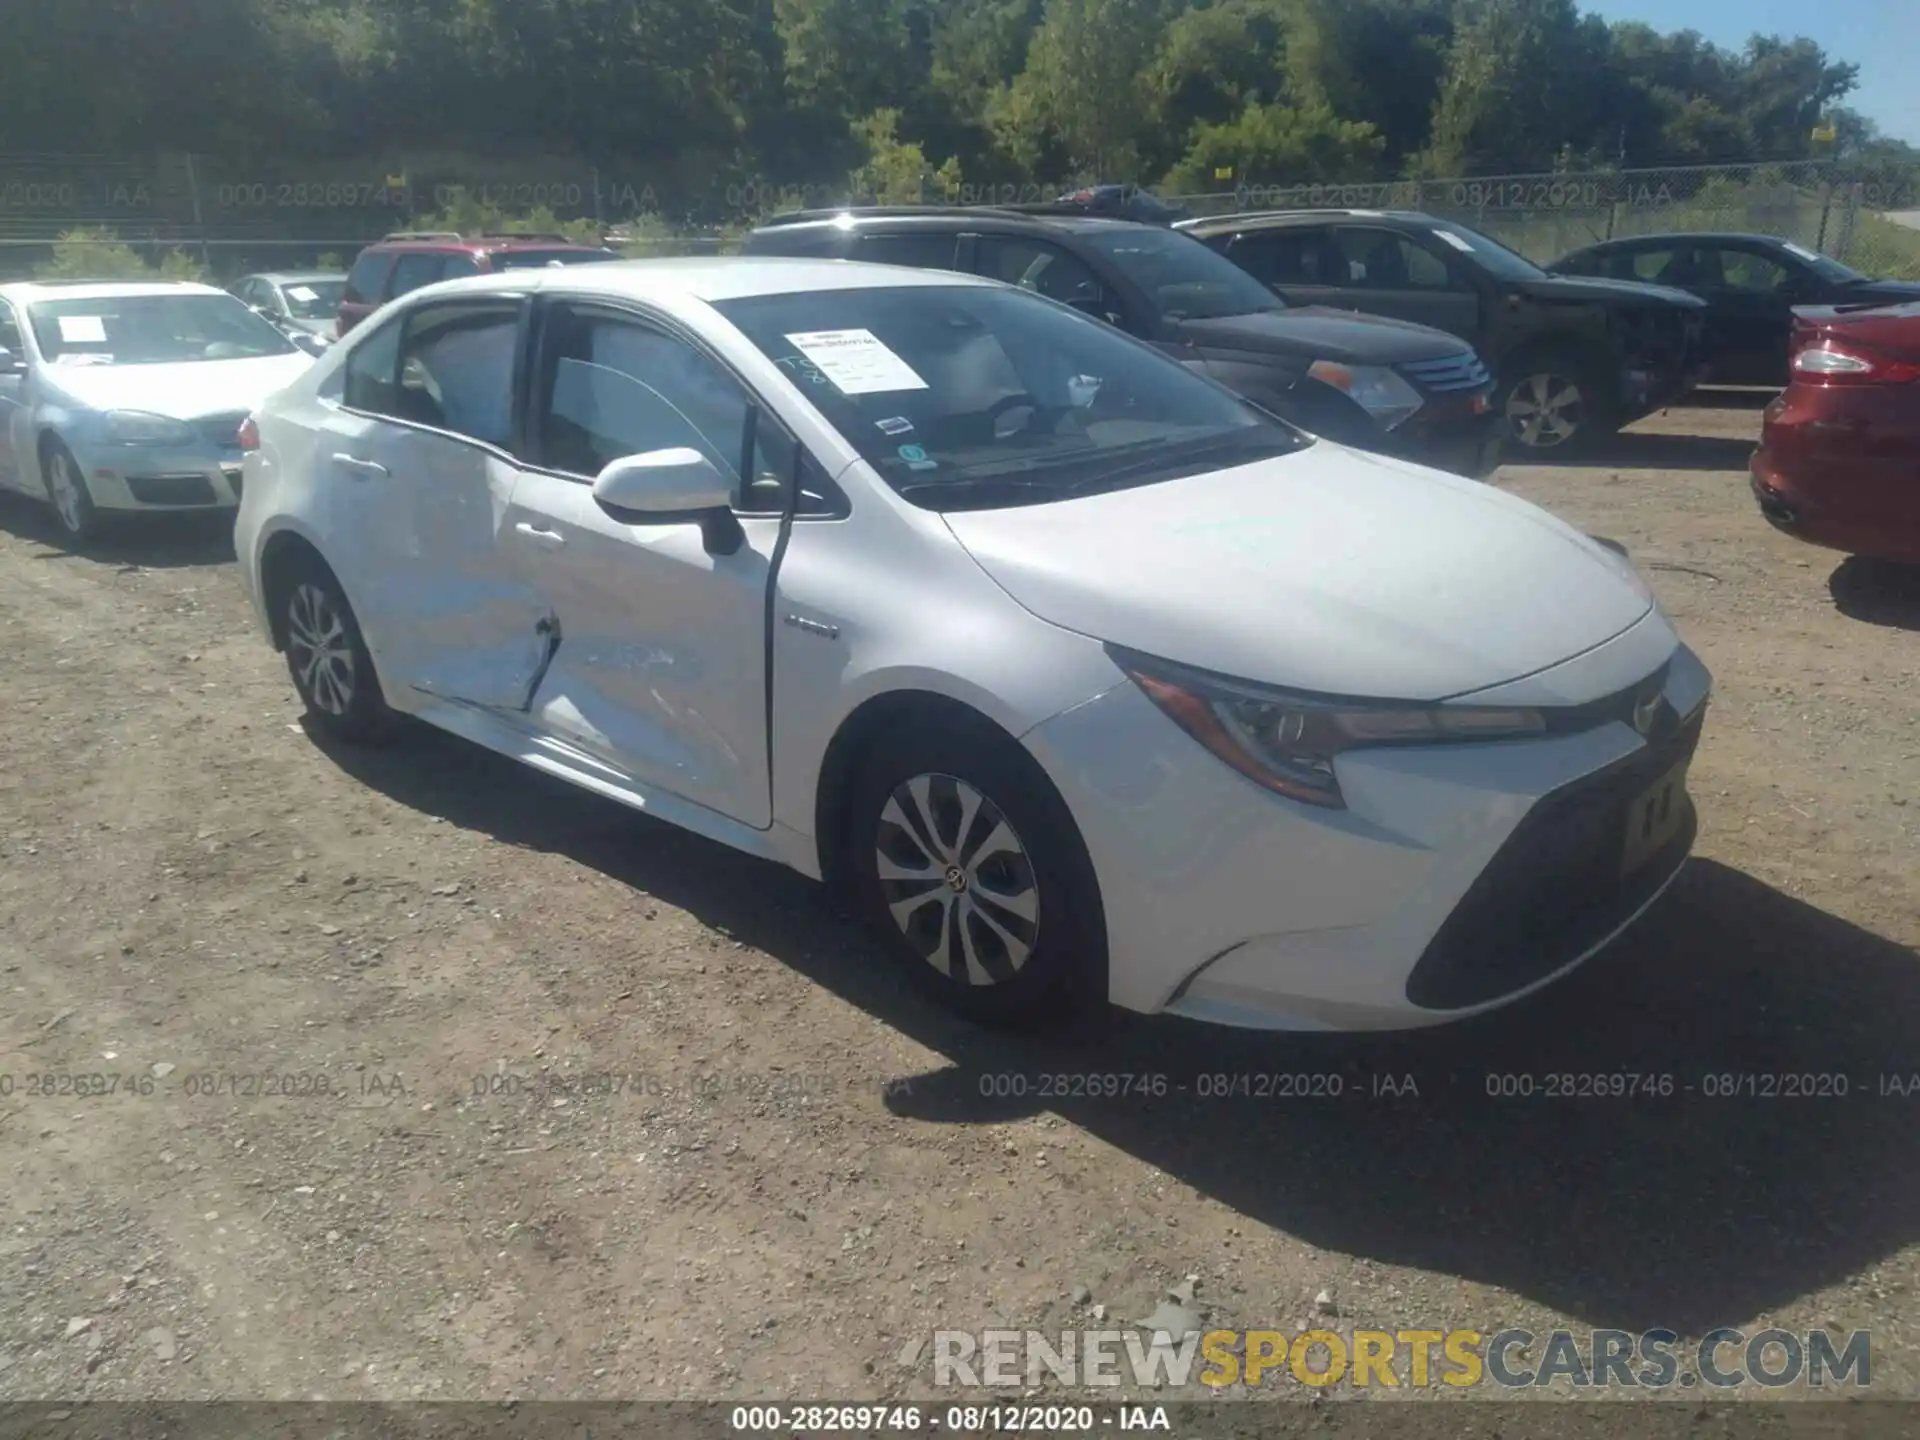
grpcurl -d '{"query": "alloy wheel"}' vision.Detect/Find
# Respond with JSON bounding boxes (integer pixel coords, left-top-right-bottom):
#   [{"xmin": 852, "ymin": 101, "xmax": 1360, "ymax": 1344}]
[
  {"xmin": 47, "ymin": 453, "xmax": 85, "ymax": 534},
  {"xmin": 286, "ymin": 582, "xmax": 356, "ymax": 716},
  {"xmin": 1506, "ymin": 372, "xmax": 1586, "ymax": 449},
  {"xmin": 874, "ymin": 773, "xmax": 1040, "ymax": 986}
]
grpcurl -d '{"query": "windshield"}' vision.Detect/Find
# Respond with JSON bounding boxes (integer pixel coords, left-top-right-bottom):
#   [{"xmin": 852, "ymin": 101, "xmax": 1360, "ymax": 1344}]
[
  {"xmin": 492, "ymin": 249, "xmax": 621, "ymax": 271},
  {"xmin": 1079, "ymin": 228, "xmax": 1285, "ymax": 320},
  {"xmin": 30, "ymin": 293, "xmax": 297, "ymax": 365},
  {"xmin": 1779, "ymin": 240, "xmax": 1865, "ymax": 284},
  {"xmin": 1428, "ymin": 222, "xmax": 1549, "ymax": 282},
  {"xmin": 713, "ymin": 284, "xmax": 1305, "ymax": 511},
  {"xmin": 276, "ymin": 279, "xmax": 344, "ymax": 319}
]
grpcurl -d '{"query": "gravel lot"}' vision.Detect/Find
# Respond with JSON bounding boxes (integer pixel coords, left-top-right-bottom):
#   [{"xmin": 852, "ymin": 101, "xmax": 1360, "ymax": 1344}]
[{"xmin": 1, "ymin": 396, "xmax": 1916, "ymax": 1405}]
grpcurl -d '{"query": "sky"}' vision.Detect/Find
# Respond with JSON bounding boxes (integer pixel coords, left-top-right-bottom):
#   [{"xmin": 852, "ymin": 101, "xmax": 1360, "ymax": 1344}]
[{"xmin": 1583, "ymin": 0, "xmax": 1920, "ymax": 144}]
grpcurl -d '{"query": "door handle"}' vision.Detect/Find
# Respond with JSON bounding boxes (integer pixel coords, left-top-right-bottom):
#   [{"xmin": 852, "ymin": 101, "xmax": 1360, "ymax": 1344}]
[
  {"xmin": 331, "ymin": 453, "xmax": 388, "ymax": 479},
  {"xmin": 514, "ymin": 522, "xmax": 566, "ymax": 547}
]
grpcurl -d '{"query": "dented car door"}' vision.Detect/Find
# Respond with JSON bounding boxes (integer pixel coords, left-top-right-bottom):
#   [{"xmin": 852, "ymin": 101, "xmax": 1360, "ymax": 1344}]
[
  {"xmin": 502, "ymin": 299, "xmax": 778, "ymax": 829},
  {"xmin": 345, "ymin": 297, "xmax": 552, "ymax": 710}
]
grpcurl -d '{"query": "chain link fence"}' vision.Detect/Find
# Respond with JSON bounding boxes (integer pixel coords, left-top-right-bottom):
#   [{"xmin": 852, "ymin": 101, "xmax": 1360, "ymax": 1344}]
[
  {"xmin": 1169, "ymin": 160, "xmax": 1920, "ymax": 278},
  {"xmin": 2, "ymin": 153, "xmax": 1916, "ymax": 280}
]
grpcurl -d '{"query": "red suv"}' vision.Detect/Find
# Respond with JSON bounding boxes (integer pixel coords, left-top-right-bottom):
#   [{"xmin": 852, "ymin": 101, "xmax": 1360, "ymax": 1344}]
[
  {"xmin": 335, "ymin": 231, "xmax": 620, "ymax": 337},
  {"xmin": 1751, "ymin": 301, "xmax": 1920, "ymax": 564}
]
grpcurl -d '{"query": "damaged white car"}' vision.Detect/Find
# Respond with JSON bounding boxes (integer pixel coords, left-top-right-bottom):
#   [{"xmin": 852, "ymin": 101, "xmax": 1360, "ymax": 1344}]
[{"xmin": 236, "ymin": 258, "xmax": 1708, "ymax": 1031}]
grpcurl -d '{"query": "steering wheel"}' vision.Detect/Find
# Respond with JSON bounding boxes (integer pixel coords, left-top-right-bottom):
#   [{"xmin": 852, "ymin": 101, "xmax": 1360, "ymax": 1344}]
[{"xmin": 985, "ymin": 392, "xmax": 1065, "ymax": 437}]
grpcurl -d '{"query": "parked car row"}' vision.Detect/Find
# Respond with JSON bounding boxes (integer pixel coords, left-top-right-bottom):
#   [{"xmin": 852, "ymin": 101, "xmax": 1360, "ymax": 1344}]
[
  {"xmin": 3, "ymin": 221, "xmax": 1911, "ymax": 1034},
  {"xmin": 741, "ymin": 206, "xmax": 1508, "ymax": 477}
]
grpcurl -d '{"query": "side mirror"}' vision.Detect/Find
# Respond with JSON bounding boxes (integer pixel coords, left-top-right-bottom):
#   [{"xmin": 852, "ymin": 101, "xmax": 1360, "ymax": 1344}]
[
  {"xmin": 591, "ymin": 447, "xmax": 742, "ymax": 554},
  {"xmin": 0, "ymin": 346, "xmax": 20, "ymax": 375},
  {"xmin": 291, "ymin": 332, "xmax": 328, "ymax": 356}
]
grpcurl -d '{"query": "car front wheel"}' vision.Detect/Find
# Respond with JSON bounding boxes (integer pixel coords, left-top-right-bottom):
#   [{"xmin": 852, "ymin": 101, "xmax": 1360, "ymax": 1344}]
[
  {"xmin": 1499, "ymin": 360, "xmax": 1611, "ymax": 454},
  {"xmin": 845, "ymin": 717, "xmax": 1105, "ymax": 1027},
  {"xmin": 41, "ymin": 439, "xmax": 100, "ymax": 544}
]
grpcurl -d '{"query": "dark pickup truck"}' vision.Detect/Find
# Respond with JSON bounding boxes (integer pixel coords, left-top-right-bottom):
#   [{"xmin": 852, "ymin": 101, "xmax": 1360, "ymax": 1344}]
[
  {"xmin": 1177, "ymin": 209, "xmax": 1709, "ymax": 455},
  {"xmin": 743, "ymin": 206, "xmax": 1505, "ymax": 478}
]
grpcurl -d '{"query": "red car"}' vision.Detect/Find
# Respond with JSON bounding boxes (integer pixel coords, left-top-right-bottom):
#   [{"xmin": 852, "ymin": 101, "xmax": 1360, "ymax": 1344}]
[
  {"xmin": 1752, "ymin": 301, "xmax": 1920, "ymax": 564},
  {"xmin": 335, "ymin": 231, "xmax": 620, "ymax": 337}
]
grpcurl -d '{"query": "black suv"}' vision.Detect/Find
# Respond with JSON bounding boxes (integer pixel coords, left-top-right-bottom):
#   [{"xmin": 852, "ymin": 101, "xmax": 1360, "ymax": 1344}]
[
  {"xmin": 742, "ymin": 207, "xmax": 1503, "ymax": 478},
  {"xmin": 1176, "ymin": 209, "xmax": 1709, "ymax": 455}
]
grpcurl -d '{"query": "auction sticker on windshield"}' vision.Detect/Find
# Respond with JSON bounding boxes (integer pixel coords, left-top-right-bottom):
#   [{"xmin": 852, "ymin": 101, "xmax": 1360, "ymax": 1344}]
[
  {"xmin": 783, "ymin": 329, "xmax": 928, "ymax": 394},
  {"xmin": 57, "ymin": 315, "xmax": 108, "ymax": 343},
  {"xmin": 1435, "ymin": 230, "xmax": 1476, "ymax": 253},
  {"xmin": 286, "ymin": 285, "xmax": 319, "ymax": 302}
]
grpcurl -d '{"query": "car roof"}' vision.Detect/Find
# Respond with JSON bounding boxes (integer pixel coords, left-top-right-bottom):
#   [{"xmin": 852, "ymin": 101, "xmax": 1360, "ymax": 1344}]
[
  {"xmin": 0, "ymin": 279, "xmax": 226, "ymax": 302},
  {"xmin": 365, "ymin": 233, "xmax": 608, "ymax": 252},
  {"xmin": 1177, "ymin": 208, "xmax": 1444, "ymax": 234},
  {"xmin": 753, "ymin": 207, "xmax": 1164, "ymax": 239},
  {"xmin": 250, "ymin": 271, "xmax": 346, "ymax": 284},
  {"xmin": 1559, "ymin": 232, "xmax": 1803, "ymax": 253},
  {"xmin": 403, "ymin": 255, "xmax": 1002, "ymax": 304}
]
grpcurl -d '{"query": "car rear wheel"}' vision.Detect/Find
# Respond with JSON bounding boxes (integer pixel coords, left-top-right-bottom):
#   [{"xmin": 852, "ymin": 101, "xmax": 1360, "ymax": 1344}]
[
  {"xmin": 41, "ymin": 439, "xmax": 99, "ymax": 545},
  {"xmin": 1499, "ymin": 360, "xmax": 1610, "ymax": 454},
  {"xmin": 845, "ymin": 718, "xmax": 1104, "ymax": 1027},
  {"xmin": 278, "ymin": 557, "xmax": 396, "ymax": 744}
]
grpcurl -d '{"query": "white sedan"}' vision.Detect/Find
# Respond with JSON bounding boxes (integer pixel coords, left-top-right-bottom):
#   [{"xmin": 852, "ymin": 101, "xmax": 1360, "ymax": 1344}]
[
  {"xmin": 0, "ymin": 280, "xmax": 315, "ymax": 544},
  {"xmin": 235, "ymin": 257, "xmax": 1710, "ymax": 1031}
]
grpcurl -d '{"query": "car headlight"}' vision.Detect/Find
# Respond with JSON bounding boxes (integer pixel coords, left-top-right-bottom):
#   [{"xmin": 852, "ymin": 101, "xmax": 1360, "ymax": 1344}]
[
  {"xmin": 1306, "ymin": 361, "xmax": 1424, "ymax": 432},
  {"xmin": 1109, "ymin": 645, "xmax": 1545, "ymax": 809},
  {"xmin": 103, "ymin": 410, "xmax": 196, "ymax": 445}
]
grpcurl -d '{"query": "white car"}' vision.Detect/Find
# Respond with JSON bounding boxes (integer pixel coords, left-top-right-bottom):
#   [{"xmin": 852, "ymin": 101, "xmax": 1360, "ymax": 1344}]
[
  {"xmin": 0, "ymin": 280, "xmax": 315, "ymax": 544},
  {"xmin": 236, "ymin": 258, "xmax": 1710, "ymax": 1031}
]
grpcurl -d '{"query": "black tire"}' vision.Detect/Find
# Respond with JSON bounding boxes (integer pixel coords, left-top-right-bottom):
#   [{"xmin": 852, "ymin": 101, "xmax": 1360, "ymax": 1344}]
[
  {"xmin": 844, "ymin": 715, "xmax": 1106, "ymax": 1028},
  {"xmin": 39, "ymin": 437, "xmax": 100, "ymax": 545},
  {"xmin": 274, "ymin": 554, "xmax": 397, "ymax": 744},
  {"xmin": 1497, "ymin": 354, "xmax": 1614, "ymax": 456}
]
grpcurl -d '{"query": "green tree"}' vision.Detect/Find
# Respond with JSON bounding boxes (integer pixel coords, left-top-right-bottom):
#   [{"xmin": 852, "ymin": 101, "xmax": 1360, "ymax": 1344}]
[
  {"xmin": 996, "ymin": 0, "xmax": 1166, "ymax": 178},
  {"xmin": 1165, "ymin": 101, "xmax": 1385, "ymax": 190}
]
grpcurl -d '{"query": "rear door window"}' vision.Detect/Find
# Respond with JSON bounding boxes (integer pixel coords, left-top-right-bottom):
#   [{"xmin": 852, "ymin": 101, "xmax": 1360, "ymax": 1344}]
[
  {"xmin": 1621, "ymin": 245, "xmax": 1686, "ymax": 285},
  {"xmin": 856, "ymin": 232, "xmax": 963, "ymax": 270},
  {"xmin": 389, "ymin": 253, "xmax": 450, "ymax": 299},
  {"xmin": 1224, "ymin": 228, "xmax": 1336, "ymax": 286},
  {"xmin": 394, "ymin": 300, "xmax": 522, "ymax": 445}
]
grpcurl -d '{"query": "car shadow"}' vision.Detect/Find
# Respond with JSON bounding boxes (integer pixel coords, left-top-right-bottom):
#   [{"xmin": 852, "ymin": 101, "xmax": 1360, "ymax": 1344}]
[
  {"xmin": 314, "ymin": 722, "xmax": 1920, "ymax": 1336},
  {"xmin": 1674, "ymin": 386, "xmax": 1778, "ymax": 411},
  {"xmin": 0, "ymin": 491, "xmax": 236, "ymax": 569},
  {"xmin": 1829, "ymin": 555, "xmax": 1920, "ymax": 633},
  {"xmin": 1541, "ymin": 431, "xmax": 1757, "ymax": 472}
]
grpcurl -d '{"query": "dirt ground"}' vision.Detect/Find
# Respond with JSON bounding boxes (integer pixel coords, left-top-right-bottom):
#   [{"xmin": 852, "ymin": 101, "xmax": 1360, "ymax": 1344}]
[{"xmin": 1, "ymin": 395, "xmax": 1917, "ymax": 1406}]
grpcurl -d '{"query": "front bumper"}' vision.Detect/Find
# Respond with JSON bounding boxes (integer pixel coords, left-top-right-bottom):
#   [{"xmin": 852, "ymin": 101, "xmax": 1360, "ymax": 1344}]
[
  {"xmin": 70, "ymin": 437, "xmax": 244, "ymax": 512},
  {"xmin": 1024, "ymin": 623, "xmax": 1711, "ymax": 1031}
]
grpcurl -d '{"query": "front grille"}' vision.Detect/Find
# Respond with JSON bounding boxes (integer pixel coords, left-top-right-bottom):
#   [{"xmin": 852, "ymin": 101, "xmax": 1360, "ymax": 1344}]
[
  {"xmin": 1397, "ymin": 350, "xmax": 1492, "ymax": 393},
  {"xmin": 1404, "ymin": 705, "xmax": 1705, "ymax": 1011},
  {"xmin": 195, "ymin": 412, "xmax": 249, "ymax": 449},
  {"xmin": 125, "ymin": 473, "xmax": 219, "ymax": 506}
]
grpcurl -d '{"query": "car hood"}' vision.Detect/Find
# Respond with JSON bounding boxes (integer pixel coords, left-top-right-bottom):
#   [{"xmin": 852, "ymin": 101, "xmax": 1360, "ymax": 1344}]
[
  {"xmin": 285, "ymin": 316, "xmax": 336, "ymax": 337},
  {"xmin": 942, "ymin": 444, "xmax": 1654, "ymax": 701},
  {"xmin": 1176, "ymin": 307, "xmax": 1469, "ymax": 364},
  {"xmin": 1523, "ymin": 275, "xmax": 1704, "ymax": 309},
  {"xmin": 39, "ymin": 353, "xmax": 314, "ymax": 417}
]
